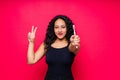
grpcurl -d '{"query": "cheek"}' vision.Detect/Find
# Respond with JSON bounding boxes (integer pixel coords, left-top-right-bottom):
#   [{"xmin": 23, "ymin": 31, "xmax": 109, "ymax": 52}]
[
  {"xmin": 63, "ymin": 28, "xmax": 67, "ymax": 33},
  {"xmin": 54, "ymin": 29, "xmax": 58, "ymax": 34}
]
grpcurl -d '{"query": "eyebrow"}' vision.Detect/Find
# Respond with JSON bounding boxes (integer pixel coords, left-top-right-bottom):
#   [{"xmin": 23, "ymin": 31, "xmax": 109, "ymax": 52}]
[{"xmin": 54, "ymin": 25, "xmax": 66, "ymax": 26}]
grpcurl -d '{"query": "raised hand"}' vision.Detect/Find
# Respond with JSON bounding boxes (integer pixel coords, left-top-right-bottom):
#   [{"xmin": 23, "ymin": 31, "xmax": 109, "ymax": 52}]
[
  {"xmin": 70, "ymin": 35, "xmax": 80, "ymax": 47},
  {"xmin": 28, "ymin": 26, "xmax": 37, "ymax": 42},
  {"xmin": 71, "ymin": 25, "xmax": 80, "ymax": 48}
]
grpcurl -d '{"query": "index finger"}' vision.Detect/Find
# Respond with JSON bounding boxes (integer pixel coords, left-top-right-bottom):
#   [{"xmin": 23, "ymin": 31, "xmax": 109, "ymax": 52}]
[{"xmin": 31, "ymin": 25, "xmax": 34, "ymax": 32}]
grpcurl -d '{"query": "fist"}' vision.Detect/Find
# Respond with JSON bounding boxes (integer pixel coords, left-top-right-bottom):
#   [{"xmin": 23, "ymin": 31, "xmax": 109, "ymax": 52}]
[
  {"xmin": 70, "ymin": 35, "xmax": 80, "ymax": 46},
  {"xmin": 28, "ymin": 26, "xmax": 37, "ymax": 42}
]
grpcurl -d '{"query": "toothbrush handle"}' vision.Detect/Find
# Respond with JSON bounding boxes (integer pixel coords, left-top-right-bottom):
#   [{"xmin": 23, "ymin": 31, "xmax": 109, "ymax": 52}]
[{"xmin": 73, "ymin": 25, "xmax": 78, "ymax": 49}]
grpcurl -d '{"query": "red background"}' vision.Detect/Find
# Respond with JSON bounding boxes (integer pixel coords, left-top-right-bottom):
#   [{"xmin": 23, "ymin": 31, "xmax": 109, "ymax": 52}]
[{"xmin": 0, "ymin": 0, "xmax": 120, "ymax": 80}]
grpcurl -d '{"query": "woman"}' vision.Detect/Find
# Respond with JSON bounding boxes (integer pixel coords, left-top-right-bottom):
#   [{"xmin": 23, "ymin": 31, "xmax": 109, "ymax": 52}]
[{"xmin": 27, "ymin": 15, "xmax": 80, "ymax": 80}]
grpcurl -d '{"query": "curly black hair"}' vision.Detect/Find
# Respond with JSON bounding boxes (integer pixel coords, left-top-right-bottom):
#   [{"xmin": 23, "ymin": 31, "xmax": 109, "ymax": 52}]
[{"xmin": 44, "ymin": 15, "xmax": 74, "ymax": 49}]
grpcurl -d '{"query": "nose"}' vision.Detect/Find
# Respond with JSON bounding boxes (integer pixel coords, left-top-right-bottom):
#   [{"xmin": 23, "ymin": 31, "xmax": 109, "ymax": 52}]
[{"xmin": 58, "ymin": 27, "xmax": 62, "ymax": 32}]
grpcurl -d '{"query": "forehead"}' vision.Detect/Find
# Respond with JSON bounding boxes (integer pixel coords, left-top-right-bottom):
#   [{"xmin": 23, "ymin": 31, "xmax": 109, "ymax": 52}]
[{"xmin": 54, "ymin": 19, "xmax": 66, "ymax": 25}]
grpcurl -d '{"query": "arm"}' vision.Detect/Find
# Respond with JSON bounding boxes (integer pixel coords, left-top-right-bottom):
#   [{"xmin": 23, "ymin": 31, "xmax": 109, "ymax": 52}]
[
  {"xmin": 27, "ymin": 26, "xmax": 46, "ymax": 64},
  {"xmin": 27, "ymin": 42, "xmax": 46, "ymax": 64}
]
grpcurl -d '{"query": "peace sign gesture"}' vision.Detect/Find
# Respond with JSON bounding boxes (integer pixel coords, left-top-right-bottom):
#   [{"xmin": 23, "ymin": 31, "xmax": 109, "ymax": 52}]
[{"xmin": 28, "ymin": 26, "xmax": 37, "ymax": 42}]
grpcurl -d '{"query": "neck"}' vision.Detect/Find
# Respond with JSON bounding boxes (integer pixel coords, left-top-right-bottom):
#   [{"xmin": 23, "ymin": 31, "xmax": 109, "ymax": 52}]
[{"xmin": 55, "ymin": 38, "xmax": 68, "ymax": 43}]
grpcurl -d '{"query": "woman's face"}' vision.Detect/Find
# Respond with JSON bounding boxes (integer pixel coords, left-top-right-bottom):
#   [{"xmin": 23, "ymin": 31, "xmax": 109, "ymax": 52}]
[{"xmin": 54, "ymin": 19, "xmax": 67, "ymax": 40}]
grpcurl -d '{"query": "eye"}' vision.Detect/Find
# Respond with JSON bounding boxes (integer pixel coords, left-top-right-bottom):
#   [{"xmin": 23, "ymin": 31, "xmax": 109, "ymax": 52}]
[
  {"xmin": 54, "ymin": 26, "xmax": 59, "ymax": 29},
  {"xmin": 61, "ymin": 25, "xmax": 66, "ymax": 28}
]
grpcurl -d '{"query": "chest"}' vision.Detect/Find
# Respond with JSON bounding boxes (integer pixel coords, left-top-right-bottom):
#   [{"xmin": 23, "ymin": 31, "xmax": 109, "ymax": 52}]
[{"xmin": 46, "ymin": 47, "xmax": 75, "ymax": 65}]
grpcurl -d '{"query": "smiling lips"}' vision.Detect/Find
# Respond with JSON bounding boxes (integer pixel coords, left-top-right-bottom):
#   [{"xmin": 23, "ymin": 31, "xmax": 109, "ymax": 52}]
[{"xmin": 58, "ymin": 32, "xmax": 63, "ymax": 36}]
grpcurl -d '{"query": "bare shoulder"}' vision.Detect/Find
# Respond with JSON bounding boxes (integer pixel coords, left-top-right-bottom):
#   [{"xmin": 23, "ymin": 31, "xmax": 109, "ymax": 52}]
[{"xmin": 40, "ymin": 42, "xmax": 45, "ymax": 48}]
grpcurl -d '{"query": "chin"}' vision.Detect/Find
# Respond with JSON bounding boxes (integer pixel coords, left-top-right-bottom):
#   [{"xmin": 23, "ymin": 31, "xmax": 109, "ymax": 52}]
[{"xmin": 57, "ymin": 36, "xmax": 65, "ymax": 40}]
